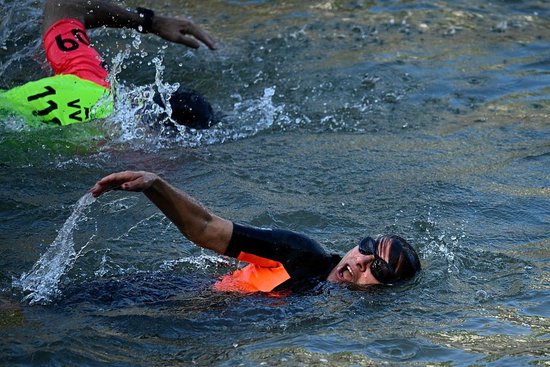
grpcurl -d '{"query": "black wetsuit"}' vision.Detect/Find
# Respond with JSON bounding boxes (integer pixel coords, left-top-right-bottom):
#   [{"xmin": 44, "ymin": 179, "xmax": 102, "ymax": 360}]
[{"xmin": 214, "ymin": 223, "xmax": 341, "ymax": 293}]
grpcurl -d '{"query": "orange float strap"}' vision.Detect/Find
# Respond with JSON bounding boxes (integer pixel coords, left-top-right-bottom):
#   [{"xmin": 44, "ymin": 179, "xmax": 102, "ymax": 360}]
[{"xmin": 213, "ymin": 251, "xmax": 291, "ymax": 293}]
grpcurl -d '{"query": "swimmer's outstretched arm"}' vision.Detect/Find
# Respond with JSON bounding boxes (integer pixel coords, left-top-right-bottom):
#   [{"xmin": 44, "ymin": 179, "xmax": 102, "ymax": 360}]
[
  {"xmin": 43, "ymin": 0, "xmax": 217, "ymax": 50},
  {"xmin": 90, "ymin": 171, "xmax": 232, "ymax": 254}
]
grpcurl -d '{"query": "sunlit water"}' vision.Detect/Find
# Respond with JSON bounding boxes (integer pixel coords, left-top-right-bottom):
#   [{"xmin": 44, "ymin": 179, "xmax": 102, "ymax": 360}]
[{"xmin": 1, "ymin": 0, "xmax": 549, "ymax": 366}]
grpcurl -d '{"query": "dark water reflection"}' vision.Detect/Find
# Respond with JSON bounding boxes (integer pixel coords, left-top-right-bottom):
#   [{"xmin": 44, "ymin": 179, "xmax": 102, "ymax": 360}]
[{"xmin": 1, "ymin": 0, "xmax": 549, "ymax": 365}]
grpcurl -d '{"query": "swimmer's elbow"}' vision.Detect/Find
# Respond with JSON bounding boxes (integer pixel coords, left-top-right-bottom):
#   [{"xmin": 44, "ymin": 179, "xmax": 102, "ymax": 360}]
[{"xmin": 185, "ymin": 216, "xmax": 232, "ymax": 255}]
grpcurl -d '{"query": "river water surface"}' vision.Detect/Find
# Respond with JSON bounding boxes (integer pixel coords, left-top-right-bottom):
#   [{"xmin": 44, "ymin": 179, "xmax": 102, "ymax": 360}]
[{"xmin": 1, "ymin": 0, "xmax": 549, "ymax": 366}]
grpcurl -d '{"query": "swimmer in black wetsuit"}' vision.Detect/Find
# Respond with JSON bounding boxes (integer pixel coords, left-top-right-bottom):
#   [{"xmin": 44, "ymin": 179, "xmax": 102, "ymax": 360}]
[
  {"xmin": 0, "ymin": 0, "xmax": 216, "ymax": 129},
  {"xmin": 91, "ymin": 171, "xmax": 421, "ymax": 293}
]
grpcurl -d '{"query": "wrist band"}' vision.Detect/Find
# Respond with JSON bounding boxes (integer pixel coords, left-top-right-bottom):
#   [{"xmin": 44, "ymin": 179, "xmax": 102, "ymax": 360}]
[{"xmin": 136, "ymin": 7, "xmax": 154, "ymax": 33}]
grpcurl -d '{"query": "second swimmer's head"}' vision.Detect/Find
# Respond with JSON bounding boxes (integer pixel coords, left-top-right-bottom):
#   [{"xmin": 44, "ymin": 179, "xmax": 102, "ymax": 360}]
[{"xmin": 153, "ymin": 86, "xmax": 215, "ymax": 130}]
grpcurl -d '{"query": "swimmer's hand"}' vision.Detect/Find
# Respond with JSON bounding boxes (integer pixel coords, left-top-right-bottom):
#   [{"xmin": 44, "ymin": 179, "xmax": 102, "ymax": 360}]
[
  {"xmin": 43, "ymin": 0, "xmax": 217, "ymax": 50},
  {"xmin": 152, "ymin": 15, "xmax": 217, "ymax": 50},
  {"xmin": 90, "ymin": 171, "xmax": 159, "ymax": 198}
]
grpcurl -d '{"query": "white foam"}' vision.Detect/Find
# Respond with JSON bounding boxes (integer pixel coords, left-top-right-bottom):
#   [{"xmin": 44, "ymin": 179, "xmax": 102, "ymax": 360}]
[{"xmin": 13, "ymin": 193, "xmax": 96, "ymax": 304}]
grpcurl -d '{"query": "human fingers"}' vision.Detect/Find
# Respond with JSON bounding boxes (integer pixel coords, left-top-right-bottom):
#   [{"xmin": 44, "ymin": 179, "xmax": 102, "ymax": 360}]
[
  {"xmin": 175, "ymin": 35, "xmax": 201, "ymax": 49},
  {"xmin": 155, "ymin": 16, "xmax": 216, "ymax": 50},
  {"xmin": 90, "ymin": 171, "xmax": 142, "ymax": 197},
  {"xmin": 186, "ymin": 25, "xmax": 217, "ymax": 50},
  {"xmin": 174, "ymin": 17, "xmax": 217, "ymax": 50},
  {"xmin": 119, "ymin": 171, "xmax": 159, "ymax": 192}
]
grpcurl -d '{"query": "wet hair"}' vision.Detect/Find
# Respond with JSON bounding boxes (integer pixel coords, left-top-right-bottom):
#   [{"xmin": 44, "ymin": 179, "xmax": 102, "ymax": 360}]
[
  {"xmin": 376, "ymin": 235, "xmax": 421, "ymax": 281},
  {"xmin": 153, "ymin": 87, "xmax": 216, "ymax": 130}
]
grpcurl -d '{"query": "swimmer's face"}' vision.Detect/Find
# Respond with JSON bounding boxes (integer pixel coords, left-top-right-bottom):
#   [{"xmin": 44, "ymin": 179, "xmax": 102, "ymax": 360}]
[
  {"xmin": 327, "ymin": 235, "xmax": 420, "ymax": 286},
  {"xmin": 327, "ymin": 245, "xmax": 387, "ymax": 286}
]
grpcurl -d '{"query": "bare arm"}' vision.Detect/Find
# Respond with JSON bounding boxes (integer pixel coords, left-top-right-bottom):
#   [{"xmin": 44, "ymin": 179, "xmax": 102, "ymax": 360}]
[
  {"xmin": 90, "ymin": 171, "xmax": 232, "ymax": 254},
  {"xmin": 43, "ymin": 0, "xmax": 216, "ymax": 49}
]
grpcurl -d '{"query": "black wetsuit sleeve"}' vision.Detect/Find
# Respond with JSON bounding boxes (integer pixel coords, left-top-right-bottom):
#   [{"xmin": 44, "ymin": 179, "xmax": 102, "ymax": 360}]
[
  {"xmin": 226, "ymin": 223, "xmax": 339, "ymax": 285},
  {"xmin": 226, "ymin": 223, "xmax": 323, "ymax": 261}
]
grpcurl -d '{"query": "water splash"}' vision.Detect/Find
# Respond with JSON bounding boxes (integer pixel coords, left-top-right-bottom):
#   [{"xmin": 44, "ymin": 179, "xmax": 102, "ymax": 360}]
[
  {"xmin": 232, "ymin": 86, "xmax": 288, "ymax": 131},
  {"xmin": 99, "ymin": 41, "xmax": 294, "ymax": 150},
  {"xmin": 160, "ymin": 252, "xmax": 231, "ymax": 272},
  {"xmin": 0, "ymin": 0, "xmax": 42, "ymax": 77},
  {"xmin": 103, "ymin": 51, "xmax": 184, "ymax": 150},
  {"xmin": 13, "ymin": 193, "xmax": 96, "ymax": 305},
  {"xmin": 105, "ymin": 76, "xmax": 290, "ymax": 150},
  {"xmin": 414, "ymin": 208, "xmax": 464, "ymax": 274}
]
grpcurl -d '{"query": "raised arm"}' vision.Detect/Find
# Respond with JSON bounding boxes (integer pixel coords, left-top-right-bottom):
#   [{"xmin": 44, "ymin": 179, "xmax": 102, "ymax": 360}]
[
  {"xmin": 43, "ymin": 0, "xmax": 216, "ymax": 49},
  {"xmin": 90, "ymin": 171, "xmax": 232, "ymax": 254}
]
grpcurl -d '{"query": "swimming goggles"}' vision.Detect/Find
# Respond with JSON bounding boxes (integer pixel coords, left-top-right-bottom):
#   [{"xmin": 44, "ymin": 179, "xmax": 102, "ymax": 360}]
[{"xmin": 358, "ymin": 236, "xmax": 397, "ymax": 284}]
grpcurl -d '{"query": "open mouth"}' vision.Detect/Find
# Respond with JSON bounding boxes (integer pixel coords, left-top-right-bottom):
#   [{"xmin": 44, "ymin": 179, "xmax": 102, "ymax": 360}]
[{"xmin": 338, "ymin": 264, "xmax": 354, "ymax": 282}]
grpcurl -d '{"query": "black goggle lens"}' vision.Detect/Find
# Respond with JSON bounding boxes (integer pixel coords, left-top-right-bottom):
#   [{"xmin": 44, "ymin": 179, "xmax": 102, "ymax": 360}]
[{"xmin": 358, "ymin": 237, "xmax": 396, "ymax": 284}]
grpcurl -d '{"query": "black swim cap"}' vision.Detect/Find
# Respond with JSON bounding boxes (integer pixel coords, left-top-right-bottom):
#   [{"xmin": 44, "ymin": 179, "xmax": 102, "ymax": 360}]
[
  {"xmin": 153, "ymin": 87, "xmax": 215, "ymax": 129},
  {"xmin": 363, "ymin": 235, "xmax": 421, "ymax": 283}
]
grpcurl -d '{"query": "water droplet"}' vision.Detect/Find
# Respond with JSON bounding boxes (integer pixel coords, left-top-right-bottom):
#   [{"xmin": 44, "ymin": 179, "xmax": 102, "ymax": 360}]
[{"xmin": 475, "ymin": 290, "xmax": 489, "ymax": 302}]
